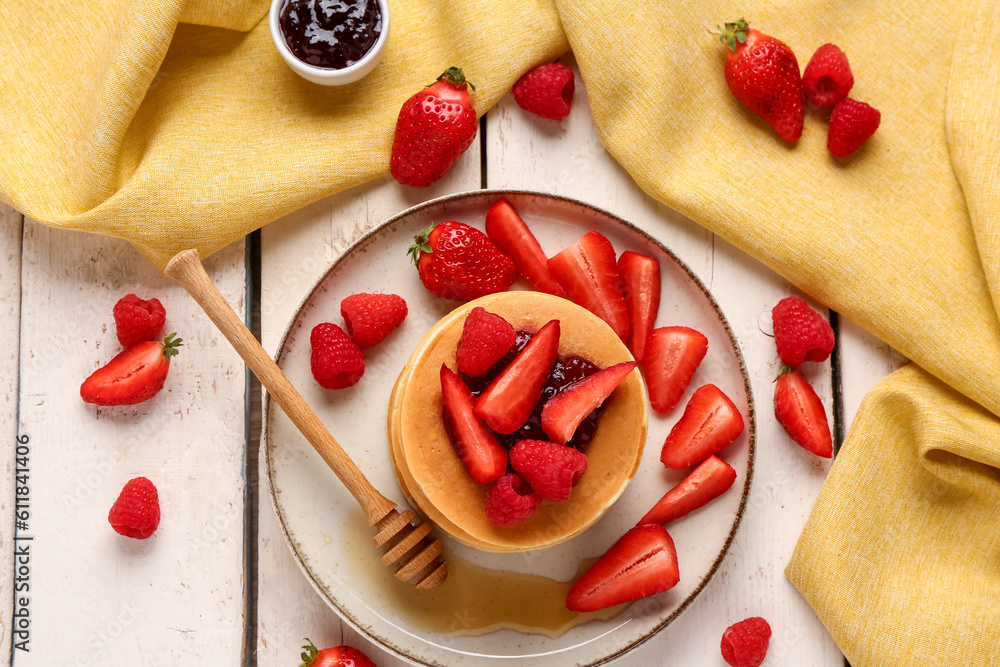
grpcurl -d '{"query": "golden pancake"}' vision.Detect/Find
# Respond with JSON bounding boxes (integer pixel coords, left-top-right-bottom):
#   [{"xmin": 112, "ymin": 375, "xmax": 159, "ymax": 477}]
[{"xmin": 387, "ymin": 291, "xmax": 648, "ymax": 552}]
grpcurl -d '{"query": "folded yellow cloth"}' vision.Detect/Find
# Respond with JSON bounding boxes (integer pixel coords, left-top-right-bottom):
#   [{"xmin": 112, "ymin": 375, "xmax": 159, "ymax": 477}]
[
  {"xmin": 0, "ymin": 0, "xmax": 568, "ymax": 270},
  {"xmin": 2, "ymin": 0, "xmax": 998, "ymax": 664},
  {"xmin": 560, "ymin": 0, "xmax": 1000, "ymax": 664}
]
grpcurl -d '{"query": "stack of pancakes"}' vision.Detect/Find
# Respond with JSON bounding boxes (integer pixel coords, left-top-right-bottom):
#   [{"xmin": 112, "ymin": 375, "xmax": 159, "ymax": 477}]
[{"xmin": 387, "ymin": 291, "xmax": 648, "ymax": 552}]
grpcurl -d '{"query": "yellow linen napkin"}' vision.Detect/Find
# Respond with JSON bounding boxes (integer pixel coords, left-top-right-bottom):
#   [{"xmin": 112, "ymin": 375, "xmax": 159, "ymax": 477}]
[
  {"xmin": 2, "ymin": 0, "xmax": 999, "ymax": 665},
  {"xmin": 0, "ymin": 0, "xmax": 568, "ymax": 271},
  {"xmin": 558, "ymin": 0, "xmax": 1000, "ymax": 664}
]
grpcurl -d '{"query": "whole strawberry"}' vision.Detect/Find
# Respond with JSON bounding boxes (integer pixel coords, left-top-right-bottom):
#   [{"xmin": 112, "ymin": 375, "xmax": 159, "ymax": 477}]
[
  {"xmin": 114, "ymin": 293, "xmax": 166, "ymax": 348},
  {"xmin": 310, "ymin": 322, "xmax": 365, "ymax": 389},
  {"xmin": 771, "ymin": 296, "xmax": 834, "ymax": 368},
  {"xmin": 408, "ymin": 221, "xmax": 516, "ymax": 300},
  {"xmin": 390, "ymin": 67, "xmax": 477, "ymax": 187},
  {"xmin": 340, "ymin": 292, "xmax": 407, "ymax": 349},
  {"xmin": 513, "ymin": 62, "xmax": 575, "ymax": 120},
  {"xmin": 715, "ymin": 18, "xmax": 804, "ymax": 142},
  {"xmin": 300, "ymin": 639, "xmax": 376, "ymax": 667},
  {"xmin": 828, "ymin": 97, "xmax": 880, "ymax": 157},
  {"xmin": 109, "ymin": 477, "xmax": 160, "ymax": 539},
  {"xmin": 802, "ymin": 43, "xmax": 854, "ymax": 107}
]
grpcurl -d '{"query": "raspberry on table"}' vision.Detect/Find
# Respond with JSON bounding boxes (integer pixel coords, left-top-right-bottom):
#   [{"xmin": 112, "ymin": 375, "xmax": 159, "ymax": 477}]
[
  {"xmin": 513, "ymin": 62, "xmax": 575, "ymax": 120},
  {"xmin": 310, "ymin": 322, "xmax": 365, "ymax": 389},
  {"xmin": 721, "ymin": 616, "xmax": 772, "ymax": 667},
  {"xmin": 108, "ymin": 477, "xmax": 160, "ymax": 539},
  {"xmin": 113, "ymin": 294, "xmax": 166, "ymax": 348},
  {"xmin": 827, "ymin": 97, "xmax": 881, "ymax": 157},
  {"xmin": 802, "ymin": 43, "xmax": 854, "ymax": 107},
  {"xmin": 771, "ymin": 296, "xmax": 835, "ymax": 368},
  {"xmin": 485, "ymin": 473, "xmax": 540, "ymax": 527}
]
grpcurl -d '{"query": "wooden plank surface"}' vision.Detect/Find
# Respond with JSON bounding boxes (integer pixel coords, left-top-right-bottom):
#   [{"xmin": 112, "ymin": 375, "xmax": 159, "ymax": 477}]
[
  {"xmin": 11, "ymin": 222, "xmax": 250, "ymax": 665},
  {"xmin": 0, "ymin": 203, "xmax": 22, "ymax": 666},
  {"xmin": 254, "ymin": 59, "xmax": 851, "ymax": 665}
]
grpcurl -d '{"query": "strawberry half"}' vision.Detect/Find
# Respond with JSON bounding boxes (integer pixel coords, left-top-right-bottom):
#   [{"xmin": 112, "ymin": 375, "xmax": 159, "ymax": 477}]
[
  {"xmin": 638, "ymin": 455, "xmax": 737, "ymax": 525},
  {"xmin": 548, "ymin": 231, "xmax": 630, "ymax": 341},
  {"xmin": 645, "ymin": 326, "xmax": 709, "ymax": 414},
  {"xmin": 510, "ymin": 439, "xmax": 589, "ymax": 502},
  {"xmin": 81, "ymin": 334, "xmax": 182, "ymax": 406},
  {"xmin": 484, "ymin": 198, "xmax": 565, "ymax": 296},
  {"xmin": 566, "ymin": 524, "xmax": 680, "ymax": 613},
  {"xmin": 390, "ymin": 67, "xmax": 478, "ymax": 187},
  {"xmin": 774, "ymin": 368, "xmax": 833, "ymax": 458},
  {"xmin": 456, "ymin": 307, "xmax": 516, "ymax": 377},
  {"xmin": 409, "ymin": 221, "xmax": 517, "ymax": 301},
  {"xmin": 660, "ymin": 384, "xmax": 744, "ymax": 469},
  {"xmin": 540, "ymin": 361, "xmax": 637, "ymax": 444},
  {"xmin": 440, "ymin": 365, "xmax": 508, "ymax": 484},
  {"xmin": 617, "ymin": 251, "xmax": 660, "ymax": 363},
  {"xmin": 475, "ymin": 320, "xmax": 560, "ymax": 434}
]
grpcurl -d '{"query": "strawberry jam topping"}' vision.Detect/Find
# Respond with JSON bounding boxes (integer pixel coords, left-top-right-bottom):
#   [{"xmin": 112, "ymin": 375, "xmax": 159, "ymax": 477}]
[
  {"xmin": 279, "ymin": 0, "xmax": 382, "ymax": 70},
  {"xmin": 461, "ymin": 331, "xmax": 603, "ymax": 450}
]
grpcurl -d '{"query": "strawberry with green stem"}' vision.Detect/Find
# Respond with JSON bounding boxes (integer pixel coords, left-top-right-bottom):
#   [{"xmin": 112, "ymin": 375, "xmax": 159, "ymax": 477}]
[
  {"xmin": 714, "ymin": 18, "xmax": 804, "ymax": 142},
  {"xmin": 391, "ymin": 67, "xmax": 478, "ymax": 187},
  {"xmin": 81, "ymin": 334, "xmax": 182, "ymax": 406}
]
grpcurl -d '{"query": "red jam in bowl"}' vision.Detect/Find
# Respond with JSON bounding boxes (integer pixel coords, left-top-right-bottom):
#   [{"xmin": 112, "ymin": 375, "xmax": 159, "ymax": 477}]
[{"xmin": 279, "ymin": 0, "xmax": 382, "ymax": 70}]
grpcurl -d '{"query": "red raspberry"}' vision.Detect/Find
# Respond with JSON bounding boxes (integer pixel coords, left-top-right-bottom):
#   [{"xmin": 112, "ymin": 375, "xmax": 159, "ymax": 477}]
[
  {"xmin": 113, "ymin": 294, "xmax": 166, "ymax": 348},
  {"xmin": 485, "ymin": 474, "xmax": 540, "ymax": 527},
  {"xmin": 801, "ymin": 43, "xmax": 854, "ymax": 107},
  {"xmin": 340, "ymin": 292, "xmax": 407, "ymax": 349},
  {"xmin": 108, "ymin": 477, "xmax": 160, "ymax": 539},
  {"xmin": 827, "ymin": 98, "xmax": 881, "ymax": 157},
  {"xmin": 509, "ymin": 439, "xmax": 588, "ymax": 502},
  {"xmin": 310, "ymin": 323, "xmax": 365, "ymax": 389},
  {"xmin": 456, "ymin": 307, "xmax": 516, "ymax": 377},
  {"xmin": 771, "ymin": 296, "xmax": 835, "ymax": 368},
  {"xmin": 513, "ymin": 62, "xmax": 575, "ymax": 120},
  {"xmin": 721, "ymin": 617, "xmax": 772, "ymax": 667}
]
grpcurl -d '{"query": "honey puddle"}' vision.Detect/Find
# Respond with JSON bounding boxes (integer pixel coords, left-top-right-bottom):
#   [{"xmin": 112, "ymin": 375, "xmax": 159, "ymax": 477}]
[{"xmin": 342, "ymin": 511, "xmax": 628, "ymax": 638}]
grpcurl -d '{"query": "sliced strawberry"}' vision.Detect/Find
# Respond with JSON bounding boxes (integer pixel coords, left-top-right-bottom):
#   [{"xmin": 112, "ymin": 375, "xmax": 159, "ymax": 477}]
[
  {"xmin": 456, "ymin": 307, "xmax": 516, "ymax": 377},
  {"xmin": 774, "ymin": 368, "xmax": 833, "ymax": 458},
  {"xmin": 509, "ymin": 439, "xmax": 589, "ymax": 502},
  {"xmin": 484, "ymin": 199, "xmax": 566, "ymax": 296},
  {"xmin": 475, "ymin": 319, "xmax": 560, "ymax": 434},
  {"xmin": 638, "ymin": 455, "xmax": 737, "ymax": 525},
  {"xmin": 566, "ymin": 524, "xmax": 680, "ymax": 613},
  {"xmin": 660, "ymin": 384, "xmax": 744, "ymax": 469},
  {"xmin": 617, "ymin": 251, "xmax": 660, "ymax": 362},
  {"xmin": 547, "ymin": 232, "xmax": 630, "ymax": 341},
  {"xmin": 540, "ymin": 361, "xmax": 637, "ymax": 444},
  {"xmin": 440, "ymin": 365, "xmax": 508, "ymax": 484},
  {"xmin": 645, "ymin": 326, "xmax": 709, "ymax": 414},
  {"xmin": 81, "ymin": 334, "xmax": 182, "ymax": 406}
]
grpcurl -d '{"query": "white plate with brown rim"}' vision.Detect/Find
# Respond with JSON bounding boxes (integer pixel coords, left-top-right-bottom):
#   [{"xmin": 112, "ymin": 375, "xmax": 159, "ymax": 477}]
[{"xmin": 262, "ymin": 190, "xmax": 756, "ymax": 666}]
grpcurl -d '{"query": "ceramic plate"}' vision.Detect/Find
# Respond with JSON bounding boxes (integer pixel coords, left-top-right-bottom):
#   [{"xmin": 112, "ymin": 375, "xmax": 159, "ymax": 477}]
[{"xmin": 263, "ymin": 190, "xmax": 756, "ymax": 666}]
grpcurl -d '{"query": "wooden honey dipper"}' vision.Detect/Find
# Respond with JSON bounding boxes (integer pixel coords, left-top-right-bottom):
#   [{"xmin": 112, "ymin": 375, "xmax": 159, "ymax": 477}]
[{"xmin": 165, "ymin": 249, "xmax": 447, "ymax": 590}]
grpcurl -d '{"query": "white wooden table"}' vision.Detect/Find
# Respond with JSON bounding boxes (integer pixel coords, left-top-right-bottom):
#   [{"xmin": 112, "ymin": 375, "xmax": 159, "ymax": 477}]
[{"xmin": 0, "ymin": 59, "xmax": 906, "ymax": 665}]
